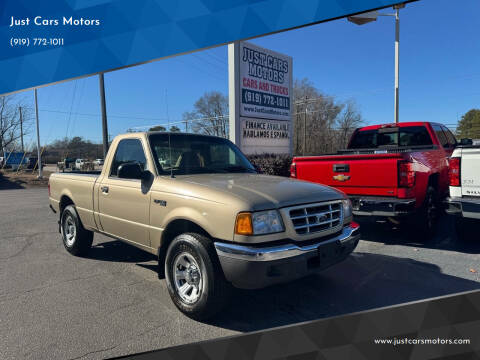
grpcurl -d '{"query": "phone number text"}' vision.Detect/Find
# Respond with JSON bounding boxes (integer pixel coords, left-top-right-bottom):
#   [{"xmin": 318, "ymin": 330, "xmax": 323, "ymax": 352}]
[{"xmin": 10, "ymin": 38, "xmax": 65, "ymax": 47}]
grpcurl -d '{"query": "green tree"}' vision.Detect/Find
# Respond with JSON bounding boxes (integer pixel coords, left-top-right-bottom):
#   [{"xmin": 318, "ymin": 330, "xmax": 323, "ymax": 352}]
[
  {"xmin": 456, "ymin": 109, "xmax": 480, "ymax": 139},
  {"xmin": 149, "ymin": 125, "xmax": 166, "ymax": 132},
  {"xmin": 170, "ymin": 125, "xmax": 181, "ymax": 132}
]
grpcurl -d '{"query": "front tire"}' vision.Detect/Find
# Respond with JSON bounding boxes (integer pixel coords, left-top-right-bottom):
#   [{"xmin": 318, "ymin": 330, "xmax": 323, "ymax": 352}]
[
  {"xmin": 60, "ymin": 205, "xmax": 93, "ymax": 256},
  {"xmin": 164, "ymin": 233, "xmax": 231, "ymax": 320}
]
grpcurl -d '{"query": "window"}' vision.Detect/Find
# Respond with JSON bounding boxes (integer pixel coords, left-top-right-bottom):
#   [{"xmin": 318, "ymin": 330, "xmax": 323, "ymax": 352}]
[
  {"xmin": 149, "ymin": 133, "xmax": 256, "ymax": 175},
  {"xmin": 432, "ymin": 124, "xmax": 449, "ymax": 148},
  {"xmin": 110, "ymin": 139, "xmax": 147, "ymax": 177},
  {"xmin": 349, "ymin": 126, "xmax": 433, "ymax": 149},
  {"xmin": 442, "ymin": 125, "xmax": 457, "ymax": 147}
]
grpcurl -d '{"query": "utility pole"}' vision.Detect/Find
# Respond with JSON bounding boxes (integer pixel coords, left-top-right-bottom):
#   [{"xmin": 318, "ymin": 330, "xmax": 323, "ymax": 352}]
[
  {"xmin": 303, "ymin": 96, "xmax": 308, "ymax": 156},
  {"xmin": 99, "ymin": 73, "xmax": 109, "ymax": 159},
  {"xmin": 184, "ymin": 118, "xmax": 189, "ymax": 133},
  {"xmin": 34, "ymin": 89, "xmax": 43, "ymax": 179},
  {"xmin": 19, "ymin": 106, "xmax": 24, "ymax": 153},
  {"xmin": 394, "ymin": 5, "xmax": 400, "ymax": 123}
]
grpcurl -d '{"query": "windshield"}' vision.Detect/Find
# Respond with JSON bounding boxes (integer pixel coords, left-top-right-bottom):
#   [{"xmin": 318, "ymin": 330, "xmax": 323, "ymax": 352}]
[
  {"xmin": 149, "ymin": 133, "xmax": 256, "ymax": 175},
  {"xmin": 348, "ymin": 126, "xmax": 433, "ymax": 149}
]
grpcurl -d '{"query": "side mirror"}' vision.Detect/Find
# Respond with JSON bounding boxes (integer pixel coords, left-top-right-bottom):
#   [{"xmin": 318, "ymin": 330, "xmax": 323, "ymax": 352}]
[
  {"xmin": 460, "ymin": 138, "xmax": 473, "ymax": 146},
  {"xmin": 118, "ymin": 162, "xmax": 147, "ymax": 180}
]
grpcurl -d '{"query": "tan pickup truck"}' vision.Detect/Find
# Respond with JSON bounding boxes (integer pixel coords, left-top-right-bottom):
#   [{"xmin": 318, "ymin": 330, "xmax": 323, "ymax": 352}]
[{"xmin": 49, "ymin": 132, "xmax": 360, "ymax": 319}]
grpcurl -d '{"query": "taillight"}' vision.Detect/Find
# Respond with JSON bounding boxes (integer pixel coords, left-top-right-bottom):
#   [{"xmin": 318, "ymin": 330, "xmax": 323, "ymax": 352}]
[
  {"xmin": 449, "ymin": 157, "xmax": 461, "ymax": 187},
  {"xmin": 48, "ymin": 182, "xmax": 51, "ymax": 197},
  {"xmin": 398, "ymin": 161, "xmax": 415, "ymax": 187},
  {"xmin": 290, "ymin": 162, "xmax": 297, "ymax": 178}
]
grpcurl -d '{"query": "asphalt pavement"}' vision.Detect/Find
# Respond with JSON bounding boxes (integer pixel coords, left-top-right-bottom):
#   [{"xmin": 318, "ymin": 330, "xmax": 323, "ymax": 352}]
[{"xmin": 0, "ymin": 188, "xmax": 479, "ymax": 360}]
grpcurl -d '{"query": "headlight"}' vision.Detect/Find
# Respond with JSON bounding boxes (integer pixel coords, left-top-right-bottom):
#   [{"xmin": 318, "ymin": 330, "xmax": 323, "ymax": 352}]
[
  {"xmin": 235, "ymin": 210, "xmax": 284, "ymax": 235},
  {"xmin": 342, "ymin": 198, "xmax": 353, "ymax": 219},
  {"xmin": 252, "ymin": 210, "xmax": 284, "ymax": 235}
]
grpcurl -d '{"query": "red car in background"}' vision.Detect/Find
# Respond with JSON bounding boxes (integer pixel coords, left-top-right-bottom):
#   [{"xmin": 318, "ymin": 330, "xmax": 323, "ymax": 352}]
[{"xmin": 290, "ymin": 122, "xmax": 457, "ymax": 237}]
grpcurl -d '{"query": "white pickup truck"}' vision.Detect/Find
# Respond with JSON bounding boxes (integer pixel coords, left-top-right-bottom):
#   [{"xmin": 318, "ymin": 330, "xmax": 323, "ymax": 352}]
[{"xmin": 445, "ymin": 140, "xmax": 480, "ymax": 239}]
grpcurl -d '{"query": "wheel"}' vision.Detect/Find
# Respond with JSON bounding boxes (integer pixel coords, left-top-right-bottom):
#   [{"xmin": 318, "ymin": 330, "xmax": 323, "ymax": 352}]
[
  {"xmin": 410, "ymin": 186, "xmax": 439, "ymax": 241},
  {"xmin": 164, "ymin": 233, "xmax": 231, "ymax": 320},
  {"xmin": 60, "ymin": 205, "xmax": 93, "ymax": 256}
]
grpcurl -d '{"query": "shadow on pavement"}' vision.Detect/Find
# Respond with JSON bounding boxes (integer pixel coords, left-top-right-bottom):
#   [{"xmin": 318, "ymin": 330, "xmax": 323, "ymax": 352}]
[
  {"xmin": 87, "ymin": 226, "xmax": 479, "ymax": 332},
  {"xmin": 88, "ymin": 240, "xmax": 156, "ymax": 263},
  {"xmin": 0, "ymin": 172, "xmax": 26, "ymax": 190},
  {"xmin": 208, "ymin": 252, "xmax": 480, "ymax": 332},
  {"xmin": 356, "ymin": 214, "xmax": 480, "ymax": 255}
]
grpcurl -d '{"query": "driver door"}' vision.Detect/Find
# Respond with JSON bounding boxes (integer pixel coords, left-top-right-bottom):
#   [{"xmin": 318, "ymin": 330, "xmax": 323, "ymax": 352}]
[{"xmin": 98, "ymin": 138, "xmax": 151, "ymax": 248}]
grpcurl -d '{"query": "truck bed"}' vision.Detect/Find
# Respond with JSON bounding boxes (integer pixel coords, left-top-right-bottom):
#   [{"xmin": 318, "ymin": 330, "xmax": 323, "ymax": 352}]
[{"xmin": 49, "ymin": 172, "xmax": 100, "ymax": 231}]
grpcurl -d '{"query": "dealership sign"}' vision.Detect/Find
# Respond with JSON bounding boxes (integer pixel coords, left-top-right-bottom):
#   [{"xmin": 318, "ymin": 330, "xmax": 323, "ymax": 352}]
[
  {"xmin": 240, "ymin": 42, "xmax": 292, "ymax": 121},
  {"xmin": 229, "ymin": 41, "xmax": 293, "ymax": 155},
  {"xmin": 240, "ymin": 118, "xmax": 291, "ymax": 154}
]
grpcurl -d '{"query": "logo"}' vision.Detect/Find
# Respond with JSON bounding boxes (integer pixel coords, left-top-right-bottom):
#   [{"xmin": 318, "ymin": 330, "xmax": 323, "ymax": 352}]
[
  {"xmin": 333, "ymin": 174, "xmax": 350, "ymax": 182},
  {"xmin": 316, "ymin": 214, "xmax": 328, "ymax": 223}
]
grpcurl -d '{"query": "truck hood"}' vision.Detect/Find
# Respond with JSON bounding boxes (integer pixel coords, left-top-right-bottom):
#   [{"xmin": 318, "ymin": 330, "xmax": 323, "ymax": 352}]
[{"xmin": 179, "ymin": 173, "xmax": 345, "ymax": 211}]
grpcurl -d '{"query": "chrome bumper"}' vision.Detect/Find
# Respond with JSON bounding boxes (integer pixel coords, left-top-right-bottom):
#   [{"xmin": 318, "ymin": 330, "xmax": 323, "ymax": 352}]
[
  {"xmin": 214, "ymin": 225, "xmax": 360, "ymax": 289},
  {"xmin": 350, "ymin": 196, "xmax": 416, "ymax": 217},
  {"xmin": 214, "ymin": 225, "xmax": 360, "ymax": 261},
  {"xmin": 445, "ymin": 197, "xmax": 480, "ymax": 220}
]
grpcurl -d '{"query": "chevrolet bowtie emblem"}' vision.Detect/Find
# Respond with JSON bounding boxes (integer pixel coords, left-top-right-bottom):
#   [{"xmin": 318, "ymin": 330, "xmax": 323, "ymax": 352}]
[{"xmin": 333, "ymin": 174, "xmax": 350, "ymax": 182}]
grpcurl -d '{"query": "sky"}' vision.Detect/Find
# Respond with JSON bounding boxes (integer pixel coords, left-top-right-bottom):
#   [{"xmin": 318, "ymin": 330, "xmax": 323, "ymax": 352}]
[{"xmin": 12, "ymin": 0, "xmax": 480, "ymax": 148}]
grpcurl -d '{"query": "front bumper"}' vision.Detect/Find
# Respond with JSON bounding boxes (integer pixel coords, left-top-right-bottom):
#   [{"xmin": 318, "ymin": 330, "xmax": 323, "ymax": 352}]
[
  {"xmin": 214, "ymin": 224, "xmax": 360, "ymax": 289},
  {"xmin": 350, "ymin": 196, "xmax": 416, "ymax": 217},
  {"xmin": 445, "ymin": 197, "xmax": 480, "ymax": 220}
]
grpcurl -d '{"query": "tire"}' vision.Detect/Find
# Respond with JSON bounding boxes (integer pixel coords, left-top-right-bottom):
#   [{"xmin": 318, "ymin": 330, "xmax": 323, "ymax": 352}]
[
  {"xmin": 60, "ymin": 205, "xmax": 93, "ymax": 256},
  {"xmin": 164, "ymin": 232, "xmax": 231, "ymax": 320},
  {"xmin": 410, "ymin": 186, "xmax": 439, "ymax": 241}
]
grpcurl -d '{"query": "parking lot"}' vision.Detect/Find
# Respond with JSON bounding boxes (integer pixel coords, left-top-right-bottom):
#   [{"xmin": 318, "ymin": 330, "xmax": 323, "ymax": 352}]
[{"xmin": 0, "ymin": 187, "xmax": 479, "ymax": 360}]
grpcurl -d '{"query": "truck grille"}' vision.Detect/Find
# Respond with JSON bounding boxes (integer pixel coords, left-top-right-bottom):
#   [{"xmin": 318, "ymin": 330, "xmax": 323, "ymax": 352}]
[{"xmin": 289, "ymin": 201, "xmax": 343, "ymax": 235}]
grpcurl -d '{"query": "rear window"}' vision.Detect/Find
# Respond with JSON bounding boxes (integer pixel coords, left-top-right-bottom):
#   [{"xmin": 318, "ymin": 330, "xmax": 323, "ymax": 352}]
[{"xmin": 348, "ymin": 126, "xmax": 433, "ymax": 149}]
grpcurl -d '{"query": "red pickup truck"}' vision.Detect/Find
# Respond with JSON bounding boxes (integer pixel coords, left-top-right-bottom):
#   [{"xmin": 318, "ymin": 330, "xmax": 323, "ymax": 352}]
[{"xmin": 290, "ymin": 122, "xmax": 457, "ymax": 237}]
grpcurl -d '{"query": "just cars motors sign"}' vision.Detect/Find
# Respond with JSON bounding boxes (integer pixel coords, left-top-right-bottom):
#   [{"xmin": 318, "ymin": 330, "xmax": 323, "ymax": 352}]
[
  {"xmin": 229, "ymin": 41, "xmax": 293, "ymax": 155},
  {"xmin": 239, "ymin": 42, "xmax": 292, "ymax": 121}
]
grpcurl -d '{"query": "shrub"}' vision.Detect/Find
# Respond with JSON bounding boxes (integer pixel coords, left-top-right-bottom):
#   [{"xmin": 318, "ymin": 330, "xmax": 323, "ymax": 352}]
[{"xmin": 247, "ymin": 154, "xmax": 293, "ymax": 177}]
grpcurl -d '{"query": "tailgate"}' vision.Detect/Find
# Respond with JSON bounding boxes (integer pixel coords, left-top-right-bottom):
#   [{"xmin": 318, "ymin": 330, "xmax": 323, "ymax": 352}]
[
  {"xmin": 295, "ymin": 153, "xmax": 403, "ymax": 197},
  {"xmin": 461, "ymin": 148, "xmax": 480, "ymax": 197}
]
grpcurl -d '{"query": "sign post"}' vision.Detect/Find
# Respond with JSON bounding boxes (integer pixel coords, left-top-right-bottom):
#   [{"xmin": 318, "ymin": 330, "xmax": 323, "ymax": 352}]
[{"xmin": 229, "ymin": 41, "xmax": 293, "ymax": 155}]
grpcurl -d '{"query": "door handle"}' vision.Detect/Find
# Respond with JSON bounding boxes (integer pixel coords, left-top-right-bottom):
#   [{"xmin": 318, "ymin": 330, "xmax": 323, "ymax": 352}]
[{"xmin": 101, "ymin": 186, "xmax": 109, "ymax": 194}]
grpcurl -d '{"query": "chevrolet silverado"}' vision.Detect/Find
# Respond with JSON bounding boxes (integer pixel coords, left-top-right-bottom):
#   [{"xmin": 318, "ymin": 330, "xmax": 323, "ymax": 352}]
[
  {"xmin": 49, "ymin": 132, "xmax": 360, "ymax": 319},
  {"xmin": 291, "ymin": 122, "xmax": 457, "ymax": 238}
]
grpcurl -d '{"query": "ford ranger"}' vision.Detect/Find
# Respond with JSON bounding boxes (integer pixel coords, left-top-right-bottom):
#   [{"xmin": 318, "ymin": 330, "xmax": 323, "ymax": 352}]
[
  {"xmin": 49, "ymin": 132, "xmax": 360, "ymax": 319},
  {"xmin": 445, "ymin": 139, "xmax": 480, "ymax": 240},
  {"xmin": 290, "ymin": 122, "xmax": 457, "ymax": 237}
]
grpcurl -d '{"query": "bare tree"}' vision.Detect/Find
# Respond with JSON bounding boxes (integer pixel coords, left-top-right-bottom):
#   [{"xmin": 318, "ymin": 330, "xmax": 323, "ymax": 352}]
[
  {"xmin": 183, "ymin": 91, "xmax": 228, "ymax": 138},
  {"xmin": 0, "ymin": 96, "xmax": 32, "ymax": 155},
  {"xmin": 336, "ymin": 100, "xmax": 363, "ymax": 149},
  {"xmin": 293, "ymin": 78, "xmax": 344, "ymax": 155}
]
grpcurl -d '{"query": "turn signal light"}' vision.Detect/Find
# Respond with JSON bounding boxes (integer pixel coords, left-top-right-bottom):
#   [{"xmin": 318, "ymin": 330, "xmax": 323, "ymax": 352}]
[
  {"xmin": 398, "ymin": 161, "xmax": 415, "ymax": 188},
  {"xmin": 235, "ymin": 212, "xmax": 253, "ymax": 235},
  {"xmin": 290, "ymin": 162, "xmax": 297, "ymax": 178},
  {"xmin": 449, "ymin": 157, "xmax": 461, "ymax": 187}
]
